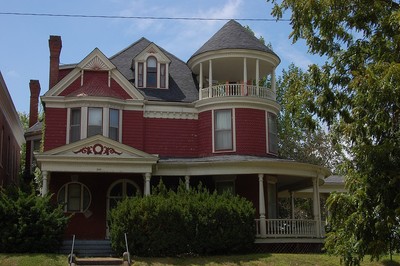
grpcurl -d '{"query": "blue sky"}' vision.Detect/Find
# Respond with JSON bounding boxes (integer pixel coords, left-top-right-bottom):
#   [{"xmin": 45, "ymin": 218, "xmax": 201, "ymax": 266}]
[{"xmin": 0, "ymin": 0, "xmax": 322, "ymax": 114}]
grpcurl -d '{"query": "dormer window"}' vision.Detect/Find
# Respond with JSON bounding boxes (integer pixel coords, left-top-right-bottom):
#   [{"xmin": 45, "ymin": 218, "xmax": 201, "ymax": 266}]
[
  {"xmin": 134, "ymin": 43, "xmax": 170, "ymax": 89},
  {"xmin": 146, "ymin": 57, "xmax": 157, "ymax": 87}
]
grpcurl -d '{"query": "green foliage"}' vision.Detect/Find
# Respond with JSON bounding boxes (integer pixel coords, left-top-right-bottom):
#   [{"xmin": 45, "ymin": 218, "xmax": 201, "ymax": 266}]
[
  {"xmin": 109, "ymin": 182, "xmax": 255, "ymax": 257},
  {"xmin": 0, "ymin": 186, "xmax": 69, "ymax": 253},
  {"xmin": 276, "ymin": 64, "xmax": 344, "ymax": 172},
  {"xmin": 268, "ymin": 0, "xmax": 400, "ymax": 264}
]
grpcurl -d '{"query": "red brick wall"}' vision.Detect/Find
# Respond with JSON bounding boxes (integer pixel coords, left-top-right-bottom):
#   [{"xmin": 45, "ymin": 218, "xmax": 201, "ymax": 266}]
[
  {"xmin": 44, "ymin": 108, "xmax": 67, "ymax": 151},
  {"xmin": 122, "ymin": 110, "xmax": 145, "ymax": 150},
  {"xmin": 235, "ymin": 108, "xmax": 266, "ymax": 156},
  {"xmin": 143, "ymin": 117, "xmax": 198, "ymax": 157}
]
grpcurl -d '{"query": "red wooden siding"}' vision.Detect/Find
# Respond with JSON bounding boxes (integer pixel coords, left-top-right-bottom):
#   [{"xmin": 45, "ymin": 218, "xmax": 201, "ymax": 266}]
[
  {"xmin": 235, "ymin": 108, "xmax": 266, "ymax": 156},
  {"xmin": 143, "ymin": 118, "xmax": 198, "ymax": 157},
  {"xmin": 59, "ymin": 71, "xmax": 133, "ymax": 99},
  {"xmin": 198, "ymin": 110, "xmax": 212, "ymax": 157},
  {"xmin": 44, "ymin": 108, "xmax": 67, "ymax": 151},
  {"xmin": 122, "ymin": 110, "xmax": 145, "ymax": 150}
]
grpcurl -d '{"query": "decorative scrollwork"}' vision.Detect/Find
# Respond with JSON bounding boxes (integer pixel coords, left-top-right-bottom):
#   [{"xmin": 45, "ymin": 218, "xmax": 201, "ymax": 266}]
[{"xmin": 74, "ymin": 143, "xmax": 122, "ymax": 155}]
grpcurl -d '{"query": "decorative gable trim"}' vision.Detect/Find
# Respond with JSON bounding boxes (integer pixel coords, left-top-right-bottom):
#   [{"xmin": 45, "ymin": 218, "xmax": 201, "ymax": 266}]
[
  {"xmin": 42, "ymin": 48, "xmax": 145, "ymax": 101},
  {"xmin": 82, "ymin": 55, "xmax": 110, "ymax": 71},
  {"xmin": 134, "ymin": 43, "xmax": 171, "ymax": 63}
]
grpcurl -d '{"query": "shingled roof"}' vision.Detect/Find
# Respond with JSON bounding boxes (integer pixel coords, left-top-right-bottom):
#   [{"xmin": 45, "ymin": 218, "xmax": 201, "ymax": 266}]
[
  {"xmin": 189, "ymin": 20, "xmax": 279, "ymax": 60},
  {"xmin": 110, "ymin": 38, "xmax": 198, "ymax": 103}
]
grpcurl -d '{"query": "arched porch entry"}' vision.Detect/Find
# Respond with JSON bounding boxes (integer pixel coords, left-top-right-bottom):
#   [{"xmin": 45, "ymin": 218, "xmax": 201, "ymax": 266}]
[{"xmin": 106, "ymin": 179, "xmax": 141, "ymax": 238}]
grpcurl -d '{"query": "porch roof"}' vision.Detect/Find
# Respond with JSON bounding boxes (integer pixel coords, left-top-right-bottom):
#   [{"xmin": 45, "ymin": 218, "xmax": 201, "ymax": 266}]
[{"xmin": 156, "ymin": 155, "xmax": 330, "ymax": 190}]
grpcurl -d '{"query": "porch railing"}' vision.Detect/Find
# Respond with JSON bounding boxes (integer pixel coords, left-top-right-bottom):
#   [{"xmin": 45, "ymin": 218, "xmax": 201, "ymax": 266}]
[
  {"xmin": 255, "ymin": 219, "xmax": 320, "ymax": 238},
  {"xmin": 200, "ymin": 84, "xmax": 276, "ymax": 100}
]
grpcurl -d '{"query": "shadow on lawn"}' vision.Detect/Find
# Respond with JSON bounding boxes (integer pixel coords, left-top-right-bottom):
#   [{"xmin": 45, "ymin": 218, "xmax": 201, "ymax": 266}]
[{"xmin": 381, "ymin": 260, "xmax": 400, "ymax": 266}]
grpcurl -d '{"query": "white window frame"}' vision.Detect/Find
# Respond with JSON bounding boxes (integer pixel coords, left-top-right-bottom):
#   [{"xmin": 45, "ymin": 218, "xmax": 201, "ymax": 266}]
[
  {"xmin": 57, "ymin": 182, "xmax": 92, "ymax": 213},
  {"xmin": 66, "ymin": 107, "xmax": 122, "ymax": 143},
  {"xmin": 212, "ymin": 109, "xmax": 236, "ymax": 153},
  {"xmin": 266, "ymin": 112, "xmax": 278, "ymax": 155}
]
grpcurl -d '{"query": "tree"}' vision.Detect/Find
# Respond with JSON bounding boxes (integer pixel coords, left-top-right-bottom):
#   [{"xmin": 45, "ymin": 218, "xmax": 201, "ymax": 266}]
[
  {"xmin": 276, "ymin": 64, "xmax": 343, "ymax": 172},
  {"xmin": 18, "ymin": 112, "xmax": 29, "ymax": 181},
  {"xmin": 268, "ymin": 0, "xmax": 400, "ymax": 264}
]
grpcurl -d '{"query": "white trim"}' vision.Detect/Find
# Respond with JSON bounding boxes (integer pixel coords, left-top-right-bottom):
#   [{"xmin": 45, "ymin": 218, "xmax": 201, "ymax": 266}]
[
  {"xmin": 196, "ymin": 96, "xmax": 280, "ymax": 114},
  {"xmin": 212, "ymin": 108, "xmax": 236, "ymax": 153},
  {"xmin": 57, "ymin": 181, "xmax": 92, "ymax": 213},
  {"xmin": 144, "ymin": 104, "xmax": 198, "ymax": 120},
  {"xmin": 0, "ymin": 73, "xmax": 25, "ymax": 147},
  {"xmin": 188, "ymin": 49, "xmax": 280, "ymax": 71}
]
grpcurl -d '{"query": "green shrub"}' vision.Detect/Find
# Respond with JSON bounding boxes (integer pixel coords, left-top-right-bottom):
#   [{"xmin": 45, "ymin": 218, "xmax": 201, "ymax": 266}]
[
  {"xmin": 109, "ymin": 182, "xmax": 255, "ymax": 257},
  {"xmin": 0, "ymin": 186, "xmax": 69, "ymax": 253}
]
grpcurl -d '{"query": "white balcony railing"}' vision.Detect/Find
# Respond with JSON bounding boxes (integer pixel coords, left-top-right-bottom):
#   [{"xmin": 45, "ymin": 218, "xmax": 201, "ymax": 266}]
[
  {"xmin": 255, "ymin": 219, "xmax": 322, "ymax": 238},
  {"xmin": 200, "ymin": 84, "xmax": 276, "ymax": 100}
]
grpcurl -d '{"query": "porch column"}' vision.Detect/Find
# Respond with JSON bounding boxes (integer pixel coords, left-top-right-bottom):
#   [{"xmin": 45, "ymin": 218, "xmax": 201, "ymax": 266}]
[
  {"xmin": 199, "ymin": 62, "xmax": 203, "ymax": 99},
  {"xmin": 256, "ymin": 59, "xmax": 260, "ymax": 96},
  {"xmin": 271, "ymin": 67, "xmax": 276, "ymax": 99},
  {"xmin": 258, "ymin": 174, "xmax": 267, "ymax": 237},
  {"xmin": 208, "ymin": 60, "xmax": 212, "ymax": 98},
  {"xmin": 312, "ymin": 176, "xmax": 322, "ymax": 237},
  {"xmin": 41, "ymin": 170, "xmax": 49, "ymax": 196},
  {"xmin": 243, "ymin": 57, "xmax": 248, "ymax": 95},
  {"xmin": 144, "ymin": 173, "xmax": 151, "ymax": 196},
  {"xmin": 185, "ymin": 175, "xmax": 190, "ymax": 191}
]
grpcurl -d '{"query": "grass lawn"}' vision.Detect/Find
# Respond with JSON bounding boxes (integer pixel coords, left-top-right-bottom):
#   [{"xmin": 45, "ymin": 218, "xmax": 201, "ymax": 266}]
[{"xmin": 0, "ymin": 253, "xmax": 399, "ymax": 266}]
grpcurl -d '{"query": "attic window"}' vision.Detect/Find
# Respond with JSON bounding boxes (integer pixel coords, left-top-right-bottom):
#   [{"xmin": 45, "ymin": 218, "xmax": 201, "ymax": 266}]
[{"xmin": 135, "ymin": 53, "xmax": 169, "ymax": 89}]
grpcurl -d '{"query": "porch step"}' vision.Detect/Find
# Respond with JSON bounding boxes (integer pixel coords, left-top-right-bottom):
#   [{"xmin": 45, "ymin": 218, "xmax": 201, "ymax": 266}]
[
  {"xmin": 74, "ymin": 257, "xmax": 124, "ymax": 266},
  {"xmin": 60, "ymin": 240, "xmax": 115, "ymax": 257}
]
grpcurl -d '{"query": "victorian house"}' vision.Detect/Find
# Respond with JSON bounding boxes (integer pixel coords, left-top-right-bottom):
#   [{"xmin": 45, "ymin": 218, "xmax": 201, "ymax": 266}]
[{"xmin": 28, "ymin": 20, "xmax": 330, "ymax": 252}]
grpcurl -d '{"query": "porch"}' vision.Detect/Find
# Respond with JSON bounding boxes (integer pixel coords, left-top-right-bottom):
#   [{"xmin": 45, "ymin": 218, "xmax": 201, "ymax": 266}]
[{"xmin": 255, "ymin": 219, "xmax": 325, "ymax": 239}]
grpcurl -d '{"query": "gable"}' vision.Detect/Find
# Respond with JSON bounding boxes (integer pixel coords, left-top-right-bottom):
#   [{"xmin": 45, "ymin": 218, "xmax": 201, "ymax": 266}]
[
  {"xmin": 35, "ymin": 135, "xmax": 158, "ymax": 173},
  {"xmin": 134, "ymin": 43, "xmax": 171, "ymax": 64},
  {"xmin": 43, "ymin": 48, "xmax": 144, "ymax": 101}
]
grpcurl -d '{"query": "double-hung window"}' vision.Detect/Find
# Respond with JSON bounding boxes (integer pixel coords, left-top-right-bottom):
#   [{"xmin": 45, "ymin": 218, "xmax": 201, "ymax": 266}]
[
  {"xmin": 146, "ymin": 57, "xmax": 157, "ymax": 87},
  {"xmin": 109, "ymin": 109, "xmax": 119, "ymax": 141},
  {"xmin": 160, "ymin": 63, "xmax": 166, "ymax": 88},
  {"xmin": 138, "ymin": 63, "xmax": 144, "ymax": 87},
  {"xmin": 267, "ymin": 112, "xmax": 278, "ymax": 154},
  {"xmin": 70, "ymin": 108, "xmax": 81, "ymax": 143},
  {"xmin": 214, "ymin": 109, "xmax": 233, "ymax": 151},
  {"xmin": 87, "ymin": 107, "xmax": 103, "ymax": 137}
]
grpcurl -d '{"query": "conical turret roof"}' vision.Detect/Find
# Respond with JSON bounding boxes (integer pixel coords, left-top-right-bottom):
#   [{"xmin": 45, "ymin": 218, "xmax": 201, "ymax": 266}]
[{"xmin": 189, "ymin": 20, "xmax": 279, "ymax": 61}]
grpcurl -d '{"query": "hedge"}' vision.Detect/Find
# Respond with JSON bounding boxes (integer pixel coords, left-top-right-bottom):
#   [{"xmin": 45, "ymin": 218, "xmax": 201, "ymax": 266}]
[
  {"xmin": 109, "ymin": 182, "xmax": 255, "ymax": 257},
  {"xmin": 0, "ymin": 186, "xmax": 69, "ymax": 253}
]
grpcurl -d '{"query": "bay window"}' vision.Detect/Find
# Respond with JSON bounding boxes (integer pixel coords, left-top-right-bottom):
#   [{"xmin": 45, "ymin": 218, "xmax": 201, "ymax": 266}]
[
  {"xmin": 109, "ymin": 109, "xmax": 119, "ymax": 141},
  {"xmin": 88, "ymin": 107, "xmax": 103, "ymax": 137},
  {"xmin": 70, "ymin": 108, "xmax": 81, "ymax": 143}
]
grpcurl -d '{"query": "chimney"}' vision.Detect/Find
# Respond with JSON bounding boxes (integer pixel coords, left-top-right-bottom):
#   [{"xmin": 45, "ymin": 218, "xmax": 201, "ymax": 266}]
[
  {"xmin": 29, "ymin": 80, "xmax": 41, "ymax": 127},
  {"xmin": 48, "ymin": 35, "xmax": 62, "ymax": 89}
]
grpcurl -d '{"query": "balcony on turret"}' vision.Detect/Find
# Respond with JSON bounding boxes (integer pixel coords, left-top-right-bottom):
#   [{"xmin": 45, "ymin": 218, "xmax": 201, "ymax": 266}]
[{"xmin": 187, "ymin": 20, "xmax": 280, "ymax": 102}]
